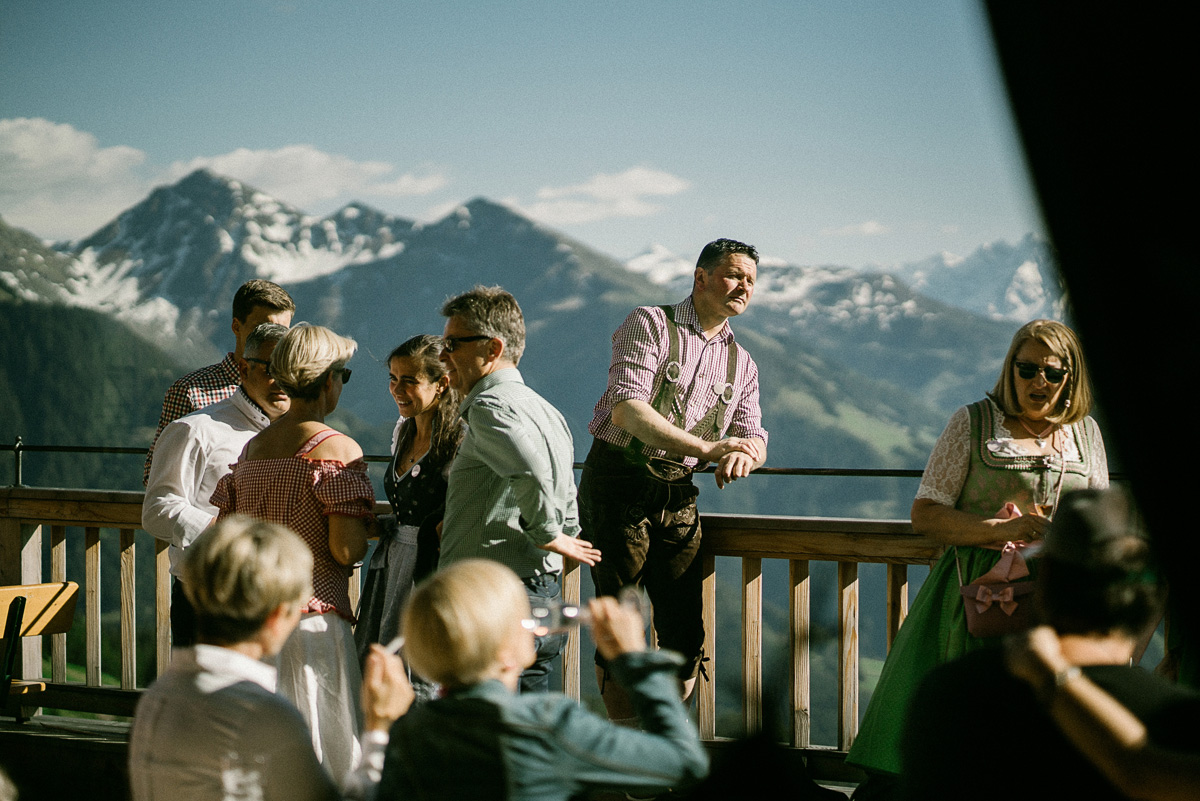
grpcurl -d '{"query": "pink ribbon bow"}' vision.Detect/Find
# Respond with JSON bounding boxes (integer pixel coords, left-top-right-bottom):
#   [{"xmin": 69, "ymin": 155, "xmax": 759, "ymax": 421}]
[{"xmin": 971, "ymin": 584, "xmax": 1019, "ymax": 615}]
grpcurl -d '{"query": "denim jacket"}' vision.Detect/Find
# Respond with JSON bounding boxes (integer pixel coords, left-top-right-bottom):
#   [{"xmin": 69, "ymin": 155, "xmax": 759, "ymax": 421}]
[{"xmin": 376, "ymin": 650, "xmax": 708, "ymax": 800}]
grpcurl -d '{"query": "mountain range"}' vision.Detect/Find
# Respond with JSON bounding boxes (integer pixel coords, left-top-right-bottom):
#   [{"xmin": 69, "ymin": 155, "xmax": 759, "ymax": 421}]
[{"xmin": 1, "ymin": 169, "xmax": 1066, "ymax": 517}]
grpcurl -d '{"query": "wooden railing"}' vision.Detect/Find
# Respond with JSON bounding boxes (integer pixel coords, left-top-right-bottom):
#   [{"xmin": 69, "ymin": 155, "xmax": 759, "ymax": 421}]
[{"xmin": 1, "ymin": 487, "xmax": 943, "ymax": 752}]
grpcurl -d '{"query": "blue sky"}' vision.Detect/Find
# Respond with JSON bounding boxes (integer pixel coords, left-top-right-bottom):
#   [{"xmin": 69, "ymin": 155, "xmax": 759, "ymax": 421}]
[{"xmin": 0, "ymin": 0, "xmax": 1043, "ymax": 269}]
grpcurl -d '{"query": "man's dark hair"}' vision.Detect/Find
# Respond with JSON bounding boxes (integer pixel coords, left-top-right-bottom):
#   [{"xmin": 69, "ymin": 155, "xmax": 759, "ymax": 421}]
[
  {"xmin": 1037, "ymin": 488, "xmax": 1164, "ymax": 637},
  {"xmin": 232, "ymin": 280, "xmax": 295, "ymax": 321},
  {"xmin": 696, "ymin": 238, "xmax": 759, "ymax": 274},
  {"xmin": 441, "ymin": 285, "xmax": 526, "ymax": 364}
]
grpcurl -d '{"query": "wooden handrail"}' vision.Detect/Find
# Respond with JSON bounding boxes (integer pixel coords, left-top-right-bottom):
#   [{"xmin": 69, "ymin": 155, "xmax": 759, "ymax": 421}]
[{"xmin": 1, "ymin": 487, "xmax": 943, "ymax": 752}]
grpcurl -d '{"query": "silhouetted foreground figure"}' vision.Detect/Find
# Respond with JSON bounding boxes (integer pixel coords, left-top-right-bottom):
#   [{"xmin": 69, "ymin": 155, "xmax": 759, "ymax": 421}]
[{"xmin": 901, "ymin": 489, "xmax": 1200, "ymax": 801}]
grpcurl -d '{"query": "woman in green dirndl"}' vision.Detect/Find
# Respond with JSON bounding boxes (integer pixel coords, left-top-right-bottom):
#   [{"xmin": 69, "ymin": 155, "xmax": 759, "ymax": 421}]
[{"xmin": 847, "ymin": 320, "xmax": 1108, "ymax": 788}]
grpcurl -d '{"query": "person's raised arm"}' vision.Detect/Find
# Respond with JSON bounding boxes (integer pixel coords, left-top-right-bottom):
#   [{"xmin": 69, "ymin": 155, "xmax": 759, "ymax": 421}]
[{"xmin": 1007, "ymin": 627, "xmax": 1200, "ymax": 801}]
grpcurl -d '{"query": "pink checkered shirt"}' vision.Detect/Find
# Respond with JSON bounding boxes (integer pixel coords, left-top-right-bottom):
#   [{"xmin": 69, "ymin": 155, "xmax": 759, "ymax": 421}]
[
  {"xmin": 143, "ymin": 353, "xmax": 240, "ymax": 485},
  {"xmin": 588, "ymin": 296, "xmax": 767, "ymax": 467},
  {"xmin": 211, "ymin": 429, "xmax": 374, "ymax": 621}
]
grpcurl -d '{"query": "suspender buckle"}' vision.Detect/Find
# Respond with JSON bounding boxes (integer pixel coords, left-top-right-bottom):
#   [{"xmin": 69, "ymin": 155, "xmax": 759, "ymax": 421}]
[
  {"xmin": 664, "ymin": 361, "xmax": 682, "ymax": 383},
  {"xmin": 713, "ymin": 382, "xmax": 735, "ymax": 404}
]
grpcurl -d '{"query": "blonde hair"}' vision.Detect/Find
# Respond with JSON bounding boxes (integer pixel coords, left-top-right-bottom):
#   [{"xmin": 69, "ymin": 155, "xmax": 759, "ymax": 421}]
[
  {"xmin": 270, "ymin": 324, "xmax": 357, "ymax": 400},
  {"xmin": 181, "ymin": 516, "xmax": 313, "ymax": 645},
  {"xmin": 989, "ymin": 319, "xmax": 1093, "ymax": 425},
  {"xmin": 403, "ymin": 559, "xmax": 530, "ymax": 687}
]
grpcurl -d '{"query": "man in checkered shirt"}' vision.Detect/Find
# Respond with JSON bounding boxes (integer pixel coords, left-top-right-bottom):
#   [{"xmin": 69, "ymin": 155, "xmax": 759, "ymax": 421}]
[
  {"xmin": 581, "ymin": 238, "xmax": 768, "ymax": 721},
  {"xmin": 142, "ymin": 280, "xmax": 295, "ymax": 485}
]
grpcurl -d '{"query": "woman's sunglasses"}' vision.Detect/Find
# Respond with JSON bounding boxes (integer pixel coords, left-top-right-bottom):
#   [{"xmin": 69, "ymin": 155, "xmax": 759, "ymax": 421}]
[{"xmin": 1014, "ymin": 361, "xmax": 1068, "ymax": 384}]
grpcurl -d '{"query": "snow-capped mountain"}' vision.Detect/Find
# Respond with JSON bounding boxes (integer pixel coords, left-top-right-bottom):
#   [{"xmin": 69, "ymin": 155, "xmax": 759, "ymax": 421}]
[
  {"xmin": 47, "ymin": 169, "xmax": 415, "ymax": 357},
  {"xmin": 884, "ymin": 234, "xmax": 1064, "ymax": 321}
]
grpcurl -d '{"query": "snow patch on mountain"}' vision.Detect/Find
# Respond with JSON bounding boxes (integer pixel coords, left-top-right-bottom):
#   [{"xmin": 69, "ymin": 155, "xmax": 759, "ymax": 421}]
[{"xmin": 625, "ymin": 244, "xmax": 693, "ymax": 285}]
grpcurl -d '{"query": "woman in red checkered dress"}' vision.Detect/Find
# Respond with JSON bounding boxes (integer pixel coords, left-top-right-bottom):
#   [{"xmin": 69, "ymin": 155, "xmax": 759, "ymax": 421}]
[{"xmin": 212, "ymin": 324, "xmax": 373, "ymax": 785}]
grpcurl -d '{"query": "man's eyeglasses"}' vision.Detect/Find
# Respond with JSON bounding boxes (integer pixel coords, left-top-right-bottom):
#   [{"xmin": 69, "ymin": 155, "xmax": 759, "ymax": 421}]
[
  {"xmin": 1014, "ymin": 361, "xmax": 1068, "ymax": 384},
  {"xmin": 442, "ymin": 335, "xmax": 491, "ymax": 353},
  {"xmin": 337, "ymin": 368, "xmax": 352, "ymax": 384},
  {"xmin": 244, "ymin": 357, "xmax": 272, "ymax": 375}
]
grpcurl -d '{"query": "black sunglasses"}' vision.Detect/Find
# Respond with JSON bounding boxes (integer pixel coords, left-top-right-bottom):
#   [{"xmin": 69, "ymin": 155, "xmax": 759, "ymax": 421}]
[
  {"xmin": 442, "ymin": 335, "xmax": 491, "ymax": 353},
  {"xmin": 1014, "ymin": 361, "xmax": 1068, "ymax": 384},
  {"xmin": 337, "ymin": 367, "xmax": 352, "ymax": 384}
]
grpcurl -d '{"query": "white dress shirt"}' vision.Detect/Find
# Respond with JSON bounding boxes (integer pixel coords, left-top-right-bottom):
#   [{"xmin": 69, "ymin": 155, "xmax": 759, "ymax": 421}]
[{"xmin": 142, "ymin": 389, "xmax": 269, "ymax": 575}]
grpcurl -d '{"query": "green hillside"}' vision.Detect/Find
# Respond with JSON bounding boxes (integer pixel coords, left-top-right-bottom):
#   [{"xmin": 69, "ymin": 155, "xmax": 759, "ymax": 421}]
[{"xmin": 0, "ymin": 298, "xmax": 182, "ymax": 489}]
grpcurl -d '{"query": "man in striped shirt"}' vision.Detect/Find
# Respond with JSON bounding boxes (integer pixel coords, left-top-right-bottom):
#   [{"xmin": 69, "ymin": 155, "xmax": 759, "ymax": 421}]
[
  {"xmin": 581, "ymin": 238, "xmax": 768, "ymax": 721},
  {"xmin": 142, "ymin": 280, "xmax": 294, "ymax": 484}
]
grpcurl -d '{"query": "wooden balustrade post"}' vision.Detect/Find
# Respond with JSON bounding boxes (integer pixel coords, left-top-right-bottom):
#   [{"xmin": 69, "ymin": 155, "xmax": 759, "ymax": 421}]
[
  {"xmin": 742, "ymin": 557, "xmax": 762, "ymax": 735},
  {"xmin": 789, "ymin": 559, "xmax": 811, "ymax": 747},
  {"xmin": 85, "ymin": 527, "xmax": 101, "ymax": 686},
  {"xmin": 562, "ymin": 558, "xmax": 581, "ymax": 699},
  {"xmin": 156, "ymin": 539, "xmax": 171, "ymax": 676},
  {"xmin": 51, "ymin": 525, "xmax": 67, "ymax": 682},
  {"xmin": 838, "ymin": 561, "xmax": 859, "ymax": 750},
  {"xmin": 697, "ymin": 551, "xmax": 717, "ymax": 739},
  {"xmin": 120, "ymin": 529, "xmax": 136, "ymax": 689},
  {"xmin": 886, "ymin": 563, "xmax": 908, "ymax": 651},
  {"xmin": 0, "ymin": 521, "xmax": 43, "ymax": 681}
]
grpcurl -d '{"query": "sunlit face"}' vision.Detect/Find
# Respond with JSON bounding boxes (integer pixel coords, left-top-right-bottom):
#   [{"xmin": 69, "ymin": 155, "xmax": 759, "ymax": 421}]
[
  {"xmin": 439, "ymin": 316, "xmax": 494, "ymax": 394},
  {"xmin": 1012, "ymin": 340, "xmax": 1068, "ymax": 422},
  {"xmin": 238, "ymin": 341, "xmax": 290, "ymax": 420},
  {"xmin": 388, "ymin": 356, "xmax": 446, "ymax": 420},
  {"xmin": 693, "ymin": 253, "xmax": 757, "ymax": 323}
]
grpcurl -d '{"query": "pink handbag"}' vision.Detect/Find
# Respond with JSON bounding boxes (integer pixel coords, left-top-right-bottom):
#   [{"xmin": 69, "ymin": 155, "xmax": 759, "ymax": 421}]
[{"xmin": 956, "ymin": 541, "xmax": 1036, "ymax": 638}]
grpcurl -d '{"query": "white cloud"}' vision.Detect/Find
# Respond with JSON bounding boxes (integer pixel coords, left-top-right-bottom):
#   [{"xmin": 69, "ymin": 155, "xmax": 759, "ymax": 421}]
[
  {"xmin": 167, "ymin": 145, "xmax": 447, "ymax": 206},
  {"xmin": 0, "ymin": 117, "xmax": 151, "ymax": 240},
  {"xmin": 821, "ymin": 220, "xmax": 891, "ymax": 237},
  {"xmin": 0, "ymin": 118, "xmax": 449, "ymax": 240},
  {"xmin": 517, "ymin": 166, "xmax": 690, "ymax": 225}
]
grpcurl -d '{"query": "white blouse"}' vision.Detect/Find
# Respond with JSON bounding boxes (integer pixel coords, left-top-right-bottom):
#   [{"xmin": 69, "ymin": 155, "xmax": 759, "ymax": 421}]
[{"xmin": 915, "ymin": 398, "xmax": 1109, "ymax": 507}]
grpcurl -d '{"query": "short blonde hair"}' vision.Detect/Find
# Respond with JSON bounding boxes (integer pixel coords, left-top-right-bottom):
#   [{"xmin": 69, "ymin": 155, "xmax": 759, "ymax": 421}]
[
  {"xmin": 403, "ymin": 559, "xmax": 530, "ymax": 687},
  {"xmin": 989, "ymin": 319, "xmax": 1093, "ymax": 425},
  {"xmin": 181, "ymin": 516, "xmax": 313, "ymax": 646},
  {"xmin": 270, "ymin": 324, "xmax": 357, "ymax": 400}
]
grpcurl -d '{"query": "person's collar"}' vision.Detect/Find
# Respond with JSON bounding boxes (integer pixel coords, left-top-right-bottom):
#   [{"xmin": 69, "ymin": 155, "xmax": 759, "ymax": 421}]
[
  {"xmin": 460, "ymin": 366, "xmax": 523, "ymax": 410},
  {"xmin": 233, "ymin": 387, "xmax": 272, "ymax": 429},
  {"xmin": 679, "ymin": 295, "xmax": 733, "ymax": 341},
  {"xmin": 191, "ymin": 643, "xmax": 278, "ymax": 692},
  {"xmin": 219, "ymin": 352, "xmax": 240, "ymax": 381}
]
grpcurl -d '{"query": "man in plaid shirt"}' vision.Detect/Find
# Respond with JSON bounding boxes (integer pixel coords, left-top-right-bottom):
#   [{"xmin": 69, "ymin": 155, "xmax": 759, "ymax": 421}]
[
  {"xmin": 143, "ymin": 280, "xmax": 295, "ymax": 484},
  {"xmin": 581, "ymin": 238, "xmax": 768, "ymax": 721}
]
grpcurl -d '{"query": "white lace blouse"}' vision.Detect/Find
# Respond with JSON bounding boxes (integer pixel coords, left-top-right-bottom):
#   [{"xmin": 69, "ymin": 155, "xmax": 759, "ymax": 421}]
[{"xmin": 915, "ymin": 398, "xmax": 1109, "ymax": 508}]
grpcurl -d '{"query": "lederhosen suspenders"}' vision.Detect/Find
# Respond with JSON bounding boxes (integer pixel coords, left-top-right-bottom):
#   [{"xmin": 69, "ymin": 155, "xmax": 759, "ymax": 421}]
[{"xmin": 627, "ymin": 305, "xmax": 739, "ymax": 468}]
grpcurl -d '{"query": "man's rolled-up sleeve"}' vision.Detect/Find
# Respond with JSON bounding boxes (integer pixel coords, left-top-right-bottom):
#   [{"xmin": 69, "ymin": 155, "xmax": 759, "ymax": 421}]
[
  {"xmin": 142, "ymin": 421, "xmax": 216, "ymax": 549},
  {"xmin": 606, "ymin": 308, "xmax": 667, "ymax": 407}
]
